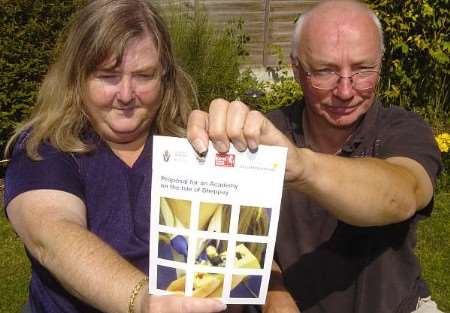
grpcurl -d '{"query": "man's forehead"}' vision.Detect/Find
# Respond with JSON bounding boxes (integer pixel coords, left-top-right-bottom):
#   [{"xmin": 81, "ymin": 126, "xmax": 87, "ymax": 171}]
[{"xmin": 299, "ymin": 9, "xmax": 381, "ymax": 64}]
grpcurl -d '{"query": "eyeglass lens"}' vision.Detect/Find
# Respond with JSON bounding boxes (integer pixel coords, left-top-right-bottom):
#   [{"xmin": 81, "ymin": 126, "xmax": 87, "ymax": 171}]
[{"xmin": 310, "ymin": 71, "xmax": 378, "ymax": 90}]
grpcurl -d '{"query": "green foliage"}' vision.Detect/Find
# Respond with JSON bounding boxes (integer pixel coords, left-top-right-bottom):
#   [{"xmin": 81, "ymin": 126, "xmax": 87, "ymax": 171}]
[
  {"xmin": 366, "ymin": 0, "xmax": 450, "ymax": 131},
  {"xmin": 236, "ymin": 47, "xmax": 302, "ymax": 113},
  {"xmin": 160, "ymin": 3, "xmax": 247, "ymax": 109},
  {"xmin": 0, "ymin": 0, "xmax": 83, "ymax": 155},
  {"xmin": 237, "ymin": 66, "xmax": 302, "ymax": 113}
]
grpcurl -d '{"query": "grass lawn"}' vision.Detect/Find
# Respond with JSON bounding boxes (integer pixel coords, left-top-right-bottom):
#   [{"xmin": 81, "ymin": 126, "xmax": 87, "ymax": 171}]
[
  {"xmin": 0, "ymin": 213, "xmax": 30, "ymax": 313},
  {"xmin": 0, "ymin": 193, "xmax": 448, "ymax": 312},
  {"xmin": 416, "ymin": 192, "xmax": 450, "ymax": 312}
]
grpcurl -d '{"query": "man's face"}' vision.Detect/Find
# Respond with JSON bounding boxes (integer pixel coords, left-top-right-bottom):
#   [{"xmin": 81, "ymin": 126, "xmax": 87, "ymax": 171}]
[{"xmin": 293, "ymin": 12, "xmax": 382, "ymax": 130}]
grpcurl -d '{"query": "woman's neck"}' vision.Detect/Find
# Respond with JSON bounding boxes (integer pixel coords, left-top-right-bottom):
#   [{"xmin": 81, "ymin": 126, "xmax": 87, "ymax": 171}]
[{"xmin": 107, "ymin": 132, "xmax": 148, "ymax": 167}]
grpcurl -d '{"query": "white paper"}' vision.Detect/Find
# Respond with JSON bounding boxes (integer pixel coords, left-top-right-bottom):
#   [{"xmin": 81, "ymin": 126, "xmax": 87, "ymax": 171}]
[{"xmin": 149, "ymin": 135, "xmax": 287, "ymax": 304}]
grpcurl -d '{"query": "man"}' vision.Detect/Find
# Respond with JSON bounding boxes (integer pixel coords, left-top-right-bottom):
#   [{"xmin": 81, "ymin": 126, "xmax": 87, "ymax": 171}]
[{"xmin": 187, "ymin": 1, "xmax": 443, "ymax": 312}]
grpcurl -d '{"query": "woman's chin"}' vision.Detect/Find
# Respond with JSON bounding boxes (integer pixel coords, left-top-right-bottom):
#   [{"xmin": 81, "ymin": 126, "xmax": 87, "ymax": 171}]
[{"xmin": 102, "ymin": 127, "xmax": 147, "ymax": 145}]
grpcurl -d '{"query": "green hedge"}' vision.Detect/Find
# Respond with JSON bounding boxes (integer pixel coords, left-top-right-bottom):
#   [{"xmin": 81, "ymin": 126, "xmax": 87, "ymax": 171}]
[
  {"xmin": 367, "ymin": 0, "xmax": 450, "ymax": 131},
  {"xmin": 0, "ymin": 1, "xmax": 83, "ymax": 157}
]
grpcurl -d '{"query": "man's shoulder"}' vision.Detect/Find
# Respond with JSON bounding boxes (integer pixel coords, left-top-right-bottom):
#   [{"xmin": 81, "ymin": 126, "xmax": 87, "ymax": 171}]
[
  {"xmin": 266, "ymin": 99, "xmax": 303, "ymax": 131},
  {"xmin": 377, "ymin": 103, "xmax": 428, "ymax": 126}
]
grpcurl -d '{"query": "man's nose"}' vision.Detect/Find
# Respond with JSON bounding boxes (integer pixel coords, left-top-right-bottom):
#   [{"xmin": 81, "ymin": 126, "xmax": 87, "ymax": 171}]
[
  {"xmin": 333, "ymin": 76, "xmax": 354, "ymax": 100},
  {"xmin": 117, "ymin": 77, "xmax": 134, "ymax": 103}
]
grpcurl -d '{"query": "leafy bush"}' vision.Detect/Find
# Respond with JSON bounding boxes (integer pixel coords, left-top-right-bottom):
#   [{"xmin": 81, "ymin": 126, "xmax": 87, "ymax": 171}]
[
  {"xmin": 160, "ymin": 2, "xmax": 247, "ymax": 109},
  {"xmin": 366, "ymin": 0, "xmax": 450, "ymax": 132},
  {"xmin": 0, "ymin": 1, "xmax": 83, "ymax": 158},
  {"xmin": 237, "ymin": 65, "xmax": 302, "ymax": 113},
  {"xmin": 366, "ymin": 0, "xmax": 450, "ymax": 190}
]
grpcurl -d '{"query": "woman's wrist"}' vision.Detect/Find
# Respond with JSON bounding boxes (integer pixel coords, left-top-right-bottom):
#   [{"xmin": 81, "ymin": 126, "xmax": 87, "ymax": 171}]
[{"xmin": 128, "ymin": 276, "xmax": 149, "ymax": 313}]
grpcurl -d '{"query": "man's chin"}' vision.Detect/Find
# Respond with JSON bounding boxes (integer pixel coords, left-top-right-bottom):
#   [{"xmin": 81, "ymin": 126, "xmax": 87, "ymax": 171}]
[{"xmin": 327, "ymin": 115, "xmax": 361, "ymax": 130}]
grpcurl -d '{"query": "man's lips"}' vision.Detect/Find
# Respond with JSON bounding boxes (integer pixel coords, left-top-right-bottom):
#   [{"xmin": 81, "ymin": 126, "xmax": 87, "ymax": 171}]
[{"xmin": 325, "ymin": 104, "xmax": 359, "ymax": 115}]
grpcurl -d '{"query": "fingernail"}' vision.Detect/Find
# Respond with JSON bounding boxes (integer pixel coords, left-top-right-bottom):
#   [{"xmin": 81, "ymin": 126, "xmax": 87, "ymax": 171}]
[
  {"xmin": 234, "ymin": 141, "xmax": 247, "ymax": 152},
  {"xmin": 215, "ymin": 301, "xmax": 227, "ymax": 311},
  {"xmin": 248, "ymin": 140, "xmax": 258, "ymax": 152},
  {"xmin": 215, "ymin": 141, "xmax": 228, "ymax": 152},
  {"xmin": 193, "ymin": 139, "xmax": 208, "ymax": 155}
]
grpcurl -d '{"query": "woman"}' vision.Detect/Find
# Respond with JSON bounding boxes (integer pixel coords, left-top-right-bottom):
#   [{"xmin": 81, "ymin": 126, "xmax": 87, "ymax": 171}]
[{"xmin": 4, "ymin": 1, "xmax": 227, "ymax": 313}]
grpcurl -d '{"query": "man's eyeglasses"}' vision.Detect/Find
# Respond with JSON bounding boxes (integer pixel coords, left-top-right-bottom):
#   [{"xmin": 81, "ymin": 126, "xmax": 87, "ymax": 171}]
[{"xmin": 293, "ymin": 58, "xmax": 380, "ymax": 91}]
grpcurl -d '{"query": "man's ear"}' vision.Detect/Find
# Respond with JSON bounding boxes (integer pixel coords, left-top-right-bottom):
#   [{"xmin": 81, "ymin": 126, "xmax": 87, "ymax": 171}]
[
  {"xmin": 292, "ymin": 65, "xmax": 301, "ymax": 83},
  {"xmin": 289, "ymin": 54, "xmax": 301, "ymax": 83}
]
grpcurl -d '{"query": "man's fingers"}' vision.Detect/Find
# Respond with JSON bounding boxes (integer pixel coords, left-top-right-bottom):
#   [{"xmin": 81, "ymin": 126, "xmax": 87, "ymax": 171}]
[
  {"xmin": 187, "ymin": 109, "xmax": 209, "ymax": 155},
  {"xmin": 187, "ymin": 98, "xmax": 294, "ymax": 158},
  {"xmin": 208, "ymin": 99, "xmax": 232, "ymax": 152},
  {"xmin": 242, "ymin": 110, "xmax": 265, "ymax": 151},
  {"xmin": 227, "ymin": 100, "xmax": 250, "ymax": 152}
]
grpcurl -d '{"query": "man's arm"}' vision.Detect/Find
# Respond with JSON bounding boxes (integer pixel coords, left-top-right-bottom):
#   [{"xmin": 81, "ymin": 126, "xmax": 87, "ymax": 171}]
[
  {"xmin": 263, "ymin": 262, "xmax": 300, "ymax": 313},
  {"xmin": 187, "ymin": 99, "xmax": 434, "ymax": 227},
  {"xmin": 288, "ymin": 150, "xmax": 433, "ymax": 226},
  {"xmin": 7, "ymin": 189, "xmax": 227, "ymax": 313}
]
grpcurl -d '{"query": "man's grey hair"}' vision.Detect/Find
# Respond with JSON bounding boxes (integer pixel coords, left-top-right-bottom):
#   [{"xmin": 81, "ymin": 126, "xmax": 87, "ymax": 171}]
[{"xmin": 291, "ymin": 1, "xmax": 385, "ymax": 59}]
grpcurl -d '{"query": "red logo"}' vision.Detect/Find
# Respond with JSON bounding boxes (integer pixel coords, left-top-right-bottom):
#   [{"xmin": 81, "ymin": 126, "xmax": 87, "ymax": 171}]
[{"xmin": 215, "ymin": 153, "xmax": 235, "ymax": 167}]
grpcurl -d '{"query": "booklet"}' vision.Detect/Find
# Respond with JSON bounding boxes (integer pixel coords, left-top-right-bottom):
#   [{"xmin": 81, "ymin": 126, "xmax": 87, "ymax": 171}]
[{"xmin": 149, "ymin": 135, "xmax": 287, "ymax": 304}]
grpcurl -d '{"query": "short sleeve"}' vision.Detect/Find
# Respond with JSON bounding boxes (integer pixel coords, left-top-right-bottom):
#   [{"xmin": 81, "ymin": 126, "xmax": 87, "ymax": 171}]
[
  {"xmin": 377, "ymin": 107, "xmax": 442, "ymax": 188},
  {"xmin": 4, "ymin": 141, "xmax": 85, "ymax": 209}
]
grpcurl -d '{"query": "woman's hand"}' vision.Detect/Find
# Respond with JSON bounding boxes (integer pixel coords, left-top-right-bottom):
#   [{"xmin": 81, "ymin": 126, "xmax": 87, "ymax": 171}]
[{"xmin": 140, "ymin": 293, "xmax": 227, "ymax": 313}]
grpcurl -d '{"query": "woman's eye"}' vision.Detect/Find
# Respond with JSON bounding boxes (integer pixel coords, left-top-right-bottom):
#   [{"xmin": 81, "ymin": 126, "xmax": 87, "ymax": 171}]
[
  {"xmin": 136, "ymin": 73, "xmax": 156, "ymax": 80},
  {"xmin": 97, "ymin": 74, "xmax": 120, "ymax": 82}
]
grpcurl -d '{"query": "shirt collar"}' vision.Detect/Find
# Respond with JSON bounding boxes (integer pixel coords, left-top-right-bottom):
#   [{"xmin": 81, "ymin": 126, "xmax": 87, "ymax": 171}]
[{"xmin": 289, "ymin": 98, "xmax": 381, "ymax": 155}]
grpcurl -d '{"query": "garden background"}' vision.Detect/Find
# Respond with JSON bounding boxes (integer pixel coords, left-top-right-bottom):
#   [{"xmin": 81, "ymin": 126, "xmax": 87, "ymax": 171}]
[{"xmin": 0, "ymin": 0, "xmax": 449, "ymax": 312}]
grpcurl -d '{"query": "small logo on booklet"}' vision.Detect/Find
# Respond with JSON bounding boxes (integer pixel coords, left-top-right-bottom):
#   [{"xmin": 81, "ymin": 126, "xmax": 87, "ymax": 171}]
[
  {"xmin": 163, "ymin": 150, "xmax": 170, "ymax": 162},
  {"xmin": 215, "ymin": 153, "xmax": 235, "ymax": 167}
]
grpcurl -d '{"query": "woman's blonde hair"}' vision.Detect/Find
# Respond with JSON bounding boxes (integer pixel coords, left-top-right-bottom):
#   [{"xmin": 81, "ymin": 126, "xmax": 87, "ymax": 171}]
[{"xmin": 6, "ymin": 0, "xmax": 197, "ymax": 159}]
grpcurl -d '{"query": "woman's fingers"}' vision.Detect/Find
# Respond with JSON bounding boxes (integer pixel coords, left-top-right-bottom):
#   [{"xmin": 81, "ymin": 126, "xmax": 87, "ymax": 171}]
[{"xmin": 149, "ymin": 294, "xmax": 227, "ymax": 313}]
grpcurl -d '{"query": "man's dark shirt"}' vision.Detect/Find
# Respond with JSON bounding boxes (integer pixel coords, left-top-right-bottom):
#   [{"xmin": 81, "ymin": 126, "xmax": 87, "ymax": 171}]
[{"xmin": 267, "ymin": 100, "xmax": 442, "ymax": 313}]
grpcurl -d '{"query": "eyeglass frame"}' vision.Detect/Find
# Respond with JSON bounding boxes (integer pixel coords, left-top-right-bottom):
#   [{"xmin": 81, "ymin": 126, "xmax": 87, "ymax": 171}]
[{"xmin": 291, "ymin": 55, "xmax": 381, "ymax": 91}]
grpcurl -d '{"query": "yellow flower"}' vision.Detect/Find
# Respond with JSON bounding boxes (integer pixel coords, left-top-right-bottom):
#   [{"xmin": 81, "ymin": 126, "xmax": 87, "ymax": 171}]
[{"xmin": 435, "ymin": 133, "xmax": 450, "ymax": 153}]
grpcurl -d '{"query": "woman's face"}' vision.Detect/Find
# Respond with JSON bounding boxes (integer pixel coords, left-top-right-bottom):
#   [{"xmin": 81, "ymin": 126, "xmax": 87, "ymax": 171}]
[{"xmin": 84, "ymin": 35, "xmax": 163, "ymax": 146}]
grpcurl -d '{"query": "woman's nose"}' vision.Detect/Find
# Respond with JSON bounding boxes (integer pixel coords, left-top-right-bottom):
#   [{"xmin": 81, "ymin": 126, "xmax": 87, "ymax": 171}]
[{"xmin": 117, "ymin": 77, "xmax": 134, "ymax": 103}]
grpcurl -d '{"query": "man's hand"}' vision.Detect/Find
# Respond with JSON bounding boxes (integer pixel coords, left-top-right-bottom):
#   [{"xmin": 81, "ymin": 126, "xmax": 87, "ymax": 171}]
[
  {"xmin": 187, "ymin": 99, "xmax": 304, "ymax": 182},
  {"xmin": 187, "ymin": 98, "xmax": 435, "ymax": 226}
]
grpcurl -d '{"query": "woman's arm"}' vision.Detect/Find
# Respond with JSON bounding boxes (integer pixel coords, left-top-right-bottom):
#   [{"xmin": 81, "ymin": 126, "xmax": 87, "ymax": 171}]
[{"xmin": 7, "ymin": 189, "xmax": 226, "ymax": 313}]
